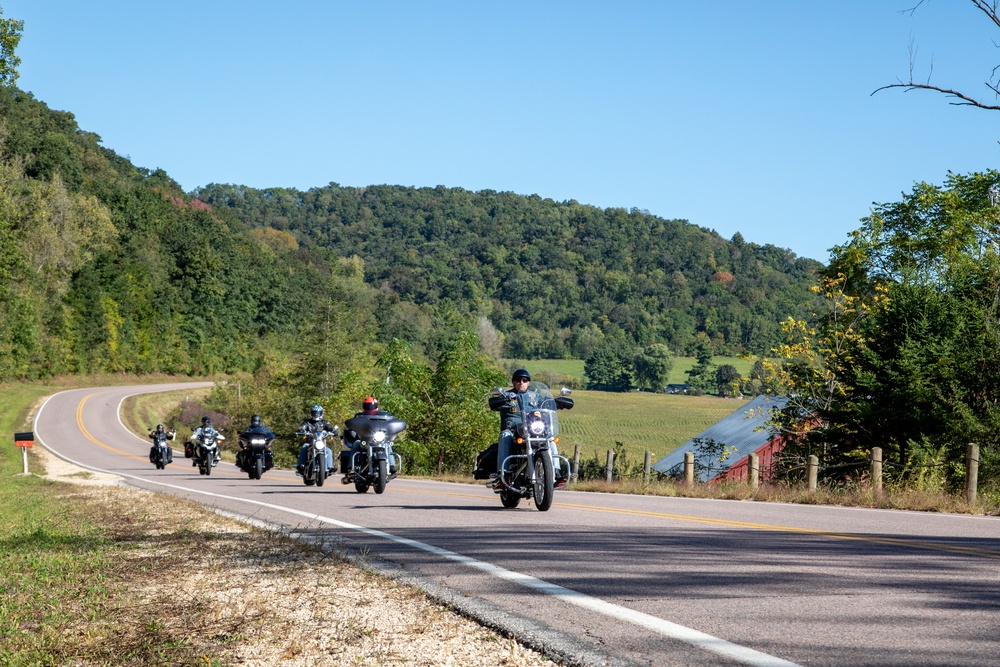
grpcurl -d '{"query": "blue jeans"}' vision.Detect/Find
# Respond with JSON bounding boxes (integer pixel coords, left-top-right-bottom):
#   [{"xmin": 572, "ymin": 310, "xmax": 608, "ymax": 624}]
[
  {"xmin": 497, "ymin": 432, "xmax": 563, "ymax": 479},
  {"xmin": 298, "ymin": 444, "xmax": 334, "ymax": 472}
]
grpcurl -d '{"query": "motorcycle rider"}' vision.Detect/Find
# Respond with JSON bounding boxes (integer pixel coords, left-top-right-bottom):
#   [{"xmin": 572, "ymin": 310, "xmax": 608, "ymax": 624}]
[
  {"xmin": 148, "ymin": 423, "xmax": 175, "ymax": 464},
  {"xmin": 296, "ymin": 404, "xmax": 336, "ymax": 476},
  {"xmin": 188, "ymin": 416, "xmax": 224, "ymax": 466},
  {"xmin": 341, "ymin": 396, "xmax": 394, "ymax": 473},
  {"xmin": 237, "ymin": 414, "xmax": 275, "ymax": 470},
  {"xmin": 492, "ymin": 368, "xmax": 566, "ymax": 485}
]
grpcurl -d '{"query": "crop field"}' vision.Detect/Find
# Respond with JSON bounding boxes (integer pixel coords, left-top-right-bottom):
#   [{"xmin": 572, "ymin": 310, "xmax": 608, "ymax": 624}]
[{"xmin": 556, "ymin": 389, "xmax": 751, "ymax": 464}]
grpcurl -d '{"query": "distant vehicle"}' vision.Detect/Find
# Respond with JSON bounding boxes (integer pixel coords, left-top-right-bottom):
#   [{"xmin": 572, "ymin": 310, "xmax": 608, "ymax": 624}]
[{"xmin": 665, "ymin": 384, "xmax": 691, "ymax": 394}]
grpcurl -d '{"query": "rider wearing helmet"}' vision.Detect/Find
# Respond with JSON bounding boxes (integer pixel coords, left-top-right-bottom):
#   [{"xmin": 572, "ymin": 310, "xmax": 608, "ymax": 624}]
[
  {"xmin": 296, "ymin": 403, "xmax": 336, "ymax": 475},
  {"xmin": 188, "ymin": 415, "xmax": 224, "ymax": 463},
  {"xmin": 341, "ymin": 396, "xmax": 390, "ymax": 473},
  {"xmin": 148, "ymin": 423, "xmax": 176, "ymax": 464},
  {"xmin": 488, "ymin": 368, "xmax": 565, "ymax": 484}
]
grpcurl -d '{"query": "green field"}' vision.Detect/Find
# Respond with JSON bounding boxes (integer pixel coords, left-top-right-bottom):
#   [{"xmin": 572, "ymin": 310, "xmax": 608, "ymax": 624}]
[
  {"xmin": 504, "ymin": 356, "xmax": 757, "ymax": 387},
  {"xmin": 556, "ymin": 389, "xmax": 750, "ymax": 464}
]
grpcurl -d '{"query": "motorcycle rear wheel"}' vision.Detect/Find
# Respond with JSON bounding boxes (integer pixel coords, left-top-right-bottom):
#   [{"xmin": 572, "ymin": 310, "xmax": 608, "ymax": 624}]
[
  {"xmin": 500, "ymin": 490, "xmax": 521, "ymax": 508},
  {"xmin": 355, "ymin": 479, "xmax": 369, "ymax": 493},
  {"xmin": 532, "ymin": 453, "xmax": 554, "ymax": 511}
]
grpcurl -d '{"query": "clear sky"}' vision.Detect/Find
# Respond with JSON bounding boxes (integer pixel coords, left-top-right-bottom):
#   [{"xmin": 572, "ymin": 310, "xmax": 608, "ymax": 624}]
[{"xmin": 6, "ymin": 1, "xmax": 1000, "ymax": 263}]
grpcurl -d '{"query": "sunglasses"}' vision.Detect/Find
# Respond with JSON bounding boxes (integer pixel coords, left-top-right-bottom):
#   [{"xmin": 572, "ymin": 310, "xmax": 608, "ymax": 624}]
[{"xmin": 514, "ymin": 378, "xmax": 529, "ymax": 383}]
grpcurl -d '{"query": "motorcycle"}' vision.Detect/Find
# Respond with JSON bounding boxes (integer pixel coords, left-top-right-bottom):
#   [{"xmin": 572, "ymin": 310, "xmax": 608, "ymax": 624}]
[
  {"xmin": 236, "ymin": 424, "xmax": 275, "ymax": 480},
  {"xmin": 341, "ymin": 412, "xmax": 405, "ymax": 494},
  {"xmin": 149, "ymin": 429, "xmax": 175, "ymax": 469},
  {"xmin": 483, "ymin": 382, "xmax": 574, "ymax": 511},
  {"xmin": 298, "ymin": 427, "xmax": 338, "ymax": 487},
  {"xmin": 193, "ymin": 429, "xmax": 224, "ymax": 476}
]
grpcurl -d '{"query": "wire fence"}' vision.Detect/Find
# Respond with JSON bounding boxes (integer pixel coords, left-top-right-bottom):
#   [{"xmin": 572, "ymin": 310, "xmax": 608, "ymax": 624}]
[{"xmin": 571, "ymin": 442, "xmax": 996, "ymax": 499}]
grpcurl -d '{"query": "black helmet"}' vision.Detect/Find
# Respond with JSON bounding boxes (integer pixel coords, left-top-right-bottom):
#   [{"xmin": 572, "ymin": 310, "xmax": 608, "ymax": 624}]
[
  {"xmin": 201, "ymin": 416, "xmax": 211, "ymax": 426},
  {"xmin": 362, "ymin": 396, "xmax": 378, "ymax": 413},
  {"xmin": 250, "ymin": 414, "xmax": 261, "ymax": 427},
  {"xmin": 310, "ymin": 404, "xmax": 324, "ymax": 420},
  {"xmin": 155, "ymin": 424, "xmax": 165, "ymax": 433},
  {"xmin": 511, "ymin": 368, "xmax": 531, "ymax": 383}
]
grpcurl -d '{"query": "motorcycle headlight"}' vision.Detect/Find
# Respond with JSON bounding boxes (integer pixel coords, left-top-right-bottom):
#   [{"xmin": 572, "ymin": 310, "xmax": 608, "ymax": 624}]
[
  {"xmin": 529, "ymin": 419, "xmax": 546, "ymax": 436},
  {"xmin": 372, "ymin": 431, "xmax": 387, "ymax": 444},
  {"xmin": 315, "ymin": 439, "xmax": 326, "ymax": 450},
  {"xmin": 251, "ymin": 438, "xmax": 266, "ymax": 446}
]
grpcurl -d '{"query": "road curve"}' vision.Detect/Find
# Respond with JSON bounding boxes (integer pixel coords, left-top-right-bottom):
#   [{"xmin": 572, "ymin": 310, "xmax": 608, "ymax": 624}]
[{"xmin": 34, "ymin": 383, "xmax": 1000, "ymax": 667}]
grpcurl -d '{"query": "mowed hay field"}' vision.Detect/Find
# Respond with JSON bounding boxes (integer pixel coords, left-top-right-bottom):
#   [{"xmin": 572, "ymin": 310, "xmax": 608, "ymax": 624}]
[{"xmin": 557, "ymin": 390, "xmax": 750, "ymax": 463}]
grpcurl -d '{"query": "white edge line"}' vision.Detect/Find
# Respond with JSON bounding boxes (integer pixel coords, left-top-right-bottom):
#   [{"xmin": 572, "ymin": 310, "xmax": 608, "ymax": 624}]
[{"xmin": 34, "ymin": 386, "xmax": 803, "ymax": 667}]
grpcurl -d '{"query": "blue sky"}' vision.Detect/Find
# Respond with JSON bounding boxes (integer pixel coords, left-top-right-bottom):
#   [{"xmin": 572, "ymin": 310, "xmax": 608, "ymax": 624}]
[{"xmin": 7, "ymin": 1, "xmax": 1000, "ymax": 262}]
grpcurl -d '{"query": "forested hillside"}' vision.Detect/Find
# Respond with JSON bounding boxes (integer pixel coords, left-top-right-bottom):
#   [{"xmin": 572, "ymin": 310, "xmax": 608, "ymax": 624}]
[
  {"xmin": 194, "ymin": 184, "xmax": 822, "ymax": 359},
  {"xmin": 0, "ymin": 85, "xmax": 328, "ymax": 378}
]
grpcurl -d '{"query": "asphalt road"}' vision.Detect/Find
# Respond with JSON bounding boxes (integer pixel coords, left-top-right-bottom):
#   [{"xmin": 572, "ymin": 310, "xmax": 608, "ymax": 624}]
[{"xmin": 34, "ymin": 382, "xmax": 1000, "ymax": 667}]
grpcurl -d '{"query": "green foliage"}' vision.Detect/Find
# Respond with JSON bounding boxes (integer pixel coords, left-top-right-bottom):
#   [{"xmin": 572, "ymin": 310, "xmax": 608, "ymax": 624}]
[
  {"xmin": 377, "ymin": 333, "xmax": 507, "ymax": 474},
  {"xmin": 195, "ymin": 183, "xmax": 822, "ymax": 359},
  {"xmin": 633, "ymin": 343, "xmax": 674, "ymax": 392},
  {"xmin": 0, "ymin": 7, "xmax": 22, "ymax": 87},
  {"xmin": 770, "ymin": 171, "xmax": 1000, "ymax": 488},
  {"xmin": 584, "ymin": 339, "xmax": 635, "ymax": 392}
]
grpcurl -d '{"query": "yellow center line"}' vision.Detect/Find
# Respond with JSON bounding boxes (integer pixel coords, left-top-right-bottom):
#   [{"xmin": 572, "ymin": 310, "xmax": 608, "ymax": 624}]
[
  {"xmin": 395, "ymin": 486, "xmax": 1000, "ymax": 560},
  {"xmin": 74, "ymin": 392, "xmax": 268, "ymax": 479}
]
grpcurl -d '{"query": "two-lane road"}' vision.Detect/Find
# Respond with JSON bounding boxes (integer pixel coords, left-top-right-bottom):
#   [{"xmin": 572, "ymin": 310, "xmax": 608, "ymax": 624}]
[{"xmin": 35, "ymin": 383, "xmax": 1000, "ymax": 667}]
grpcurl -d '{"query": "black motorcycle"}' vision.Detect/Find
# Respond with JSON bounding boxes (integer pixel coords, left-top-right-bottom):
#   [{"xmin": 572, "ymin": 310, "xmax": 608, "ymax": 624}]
[
  {"xmin": 298, "ymin": 427, "xmax": 338, "ymax": 487},
  {"xmin": 192, "ymin": 429, "xmax": 224, "ymax": 476},
  {"xmin": 482, "ymin": 382, "xmax": 573, "ymax": 511},
  {"xmin": 236, "ymin": 425, "xmax": 275, "ymax": 480},
  {"xmin": 148, "ymin": 429, "xmax": 175, "ymax": 469},
  {"xmin": 341, "ymin": 413, "xmax": 405, "ymax": 494}
]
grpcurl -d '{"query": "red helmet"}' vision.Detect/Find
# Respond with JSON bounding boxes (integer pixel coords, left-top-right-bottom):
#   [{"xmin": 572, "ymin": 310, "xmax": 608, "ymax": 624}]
[{"xmin": 362, "ymin": 396, "xmax": 378, "ymax": 414}]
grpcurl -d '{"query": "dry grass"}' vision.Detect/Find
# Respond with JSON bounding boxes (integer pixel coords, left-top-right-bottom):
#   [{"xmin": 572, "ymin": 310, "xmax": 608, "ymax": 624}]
[{"xmin": 13, "ymin": 476, "xmax": 559, "ymax": 667}]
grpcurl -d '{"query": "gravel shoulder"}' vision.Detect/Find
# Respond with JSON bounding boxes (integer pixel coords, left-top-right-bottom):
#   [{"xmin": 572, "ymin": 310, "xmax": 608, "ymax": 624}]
[{"xmin": 34, "ymin": 445, "xmax": 560, "ymax": 666}]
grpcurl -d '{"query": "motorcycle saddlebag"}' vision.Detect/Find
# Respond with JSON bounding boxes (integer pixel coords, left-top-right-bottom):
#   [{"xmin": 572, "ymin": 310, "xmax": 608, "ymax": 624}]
[
  {"xmin": 184, "ymin": 442, "xmax": 194, "ymax": 458},
  {"xmin": 473, "ymin": 443, "xmax": 498, "ymax": 479}
]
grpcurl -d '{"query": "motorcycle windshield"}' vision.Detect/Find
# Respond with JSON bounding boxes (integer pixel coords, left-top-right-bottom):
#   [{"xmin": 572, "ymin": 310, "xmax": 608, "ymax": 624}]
[
  {"xmin": 518, "ymin": 382, "xmax": 560, "ymax": 438},
  {"xmin": 345, "ymin": 414, "xmax": 406, "ymax": 441}
]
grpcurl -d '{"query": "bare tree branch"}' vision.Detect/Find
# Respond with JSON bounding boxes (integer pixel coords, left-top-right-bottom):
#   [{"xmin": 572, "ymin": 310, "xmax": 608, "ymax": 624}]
[{"xmin": 874, "ymin": 1, "xmax": 1000, "ymax": 110}]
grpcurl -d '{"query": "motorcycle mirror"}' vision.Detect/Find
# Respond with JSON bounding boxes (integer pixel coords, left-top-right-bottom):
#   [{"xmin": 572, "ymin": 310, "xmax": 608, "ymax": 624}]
[{"xmin": 560, "ymin": 387, "xmax": 573, "ymax": 396}]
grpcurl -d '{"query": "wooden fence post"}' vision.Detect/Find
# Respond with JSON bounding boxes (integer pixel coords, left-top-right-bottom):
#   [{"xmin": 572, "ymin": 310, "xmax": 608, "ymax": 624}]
[
  {"xmin": 808, "ymin": 455, "xmax": 818, "ymax": 493},
  {"xmin": 871, "ymin": 447, "xmax": 883, "ymax": 497},
  {"xmin": 748, "ymin": 452, "xmax": 759, "ymax": 490},
  {"xmin": 605, "ymin": 449, "xmax": 615, "ymax": 483},
  {"xmin": 571, "ymin": 444, "xmax": 580, "ymax": 481},
  {"xmin": 966, "ymin": 442, "xmax": 980, "ymax": 503},
  {"xmin": 684, "ymin": 451, "xmax": 694, "ymax": 487},
  {"xmin": 643, "ymin": 450, "xmax": 652, "ymax": 483}
]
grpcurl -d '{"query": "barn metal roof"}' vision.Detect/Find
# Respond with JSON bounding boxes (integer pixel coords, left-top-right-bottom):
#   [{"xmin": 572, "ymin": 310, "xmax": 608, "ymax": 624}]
[{"xmin": 651, "ymin": 394, "xmax": 789, "ymax": 482}]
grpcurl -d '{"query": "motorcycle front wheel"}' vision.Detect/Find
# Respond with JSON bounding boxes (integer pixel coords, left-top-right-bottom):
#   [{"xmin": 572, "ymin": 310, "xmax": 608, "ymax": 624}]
[
  {"xmin": 316, "ymin": 459, "xmax": 326, "ymax": 487},
  {"xmin": 373, "ymin": 460, "xmax": 387, "ymax": 494},
  {"xmin": 532, "ymin": 453, "xmax": 554, "ymax": 511},
  {"xmin": 253, "ymin": 457, "xmax": 263, "ymax": 480}
]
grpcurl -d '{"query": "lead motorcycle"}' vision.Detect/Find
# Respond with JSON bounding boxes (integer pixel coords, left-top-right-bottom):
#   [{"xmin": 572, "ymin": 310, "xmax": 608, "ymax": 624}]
[
  {"xmin": 298, "ymin": 427, "xmax": 338, "ymax": 487},
  {"xmin": 480, "ymin": 382, "xmax": 574, "ymax": 511},
  {"xmin": 341, "ymin": 413, "xmax": 405, "ymax": 494},
  {"xmin": 192, "ymin": 429, "xmax": 224, "ymax": 476},
  {"xmin": 236, "ymin": 424, "xmax": 275, "ymax": 480}
]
